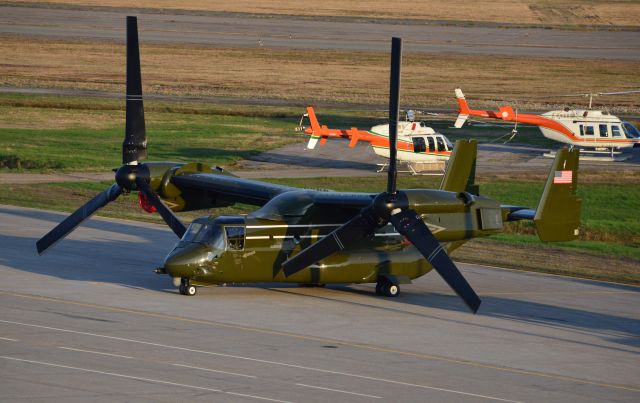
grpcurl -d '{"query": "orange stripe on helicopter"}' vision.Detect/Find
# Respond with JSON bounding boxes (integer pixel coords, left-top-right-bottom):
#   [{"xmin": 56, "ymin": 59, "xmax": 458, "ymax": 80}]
[
  {"xmin": 303, "ymin": 106, "xmax": 452, "ymax": 155},
  {"xmin": 456, "ymin": 95, "xmax": 638, "ymax": 144}
]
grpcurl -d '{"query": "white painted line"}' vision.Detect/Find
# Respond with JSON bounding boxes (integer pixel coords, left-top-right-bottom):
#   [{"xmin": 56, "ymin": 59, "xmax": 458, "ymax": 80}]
[
  {"xmin": 58, "ymin": 346, "xmax": 134, "ymax": 359},
  {"xmin": 0, "ymin": 355, "xmax": 292, "ymax": 403},
  {"xmin": 0, "ymin": 320, "xmax": 518, "ymax": 402},
  {"xmin": 0, "ymin": 337, "xmax": 18, "ymax": 341},
  {"xmin": 247, "ymin": 224, "xmax": 341, "ymax": 229},
  {"xmin": 225, "ymin": 391, "xmax": 294, "ymax": 403},
  {"xmin": 171, "ymin": 363, "xmax": 256, "ymax": 378},
  {"xmin": 296, "ymin": 383, "xmax": 382, "ymax": 399}
]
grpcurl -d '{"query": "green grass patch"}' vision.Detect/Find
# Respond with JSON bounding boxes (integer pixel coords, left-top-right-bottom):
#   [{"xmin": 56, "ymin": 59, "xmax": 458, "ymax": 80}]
[{"xmin": 0, "ymin": 107, "xmax": 301, "ymax": 172}]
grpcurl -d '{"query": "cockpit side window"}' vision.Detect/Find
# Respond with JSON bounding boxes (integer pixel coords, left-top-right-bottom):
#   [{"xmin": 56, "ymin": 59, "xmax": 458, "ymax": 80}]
[
  {"xmin": 623, "ymin": 122, "xmax": 640, "ymax": 139},
  {"xmin": 436, "ymin": 136, "xmax": 446, "ymax": 151},
  {"xmin": 182, "ymin": 223, "xmax": 203, "ymax": 242},
  {"xmin": 225, "ymin": 226, "xmax": 245, "ymax": 251}
]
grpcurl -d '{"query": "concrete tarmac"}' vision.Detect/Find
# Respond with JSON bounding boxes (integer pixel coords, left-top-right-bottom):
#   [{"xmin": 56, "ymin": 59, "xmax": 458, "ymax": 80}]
[
  {"xmin": 1, "ymin": 204, "xmax": 639, "ymax": 402},
  {"xmin": 2, "ymin": 5, "xmax": 639, "ymax": 60}
]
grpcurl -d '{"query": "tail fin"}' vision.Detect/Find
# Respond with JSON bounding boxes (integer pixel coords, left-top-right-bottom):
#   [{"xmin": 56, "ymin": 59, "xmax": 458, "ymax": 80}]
[
  {"xmin": 306, "ymin": 106, "xmax": 322, "ymax": 149},
  {"xmin": 440, "ymin": 139, "xmax": 479, "ymax": 195},
  {"xmin": 454, "ymin": 88, "xmax": 470, "ymax": 129},
  {"xmin": 534, "ymin": 149, "xmax": 581, "ymax": 241}
]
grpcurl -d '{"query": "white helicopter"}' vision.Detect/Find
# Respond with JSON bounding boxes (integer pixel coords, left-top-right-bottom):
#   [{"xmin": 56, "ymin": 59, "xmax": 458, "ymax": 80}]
[
  {"xmin": 454, "ymin": 88, "xmax": 640, "ymax": 159},
  {"xmin": 299, "ymin": 107, "xmax": 453, "ymax": 173}
]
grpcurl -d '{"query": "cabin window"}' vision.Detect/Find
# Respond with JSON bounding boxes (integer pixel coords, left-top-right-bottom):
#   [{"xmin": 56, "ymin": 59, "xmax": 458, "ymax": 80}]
[
  {"xmin": 580, "ymin": 125, "xmax": 594, "ymax": 136},
  {"xmin": 598, "ymin": 124, "xmax": 608, "ymax": 137},
  {"xmin": 611, "ymin": 125, "xmax": 622, "ymax": 137},
  {"xmin": 225, "ymin": 226, "xmax": 245, "ymax": 251},
  {"xmin": 427, "ymin": 137, "xmax": 435, "ymax": 151},
  {"xmin": 412, "ymin": 137, "xmax": 426, "ymax": 153},
  {"xmin": 436, "ymin": 136, "xmax": 446, "ymax": 151}
]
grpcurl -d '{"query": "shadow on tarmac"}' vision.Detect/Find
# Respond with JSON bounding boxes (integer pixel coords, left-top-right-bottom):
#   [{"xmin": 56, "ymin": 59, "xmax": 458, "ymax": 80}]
[{"xmin": 2, "ymin": 206, "xmax": 639, "ymax": 351}]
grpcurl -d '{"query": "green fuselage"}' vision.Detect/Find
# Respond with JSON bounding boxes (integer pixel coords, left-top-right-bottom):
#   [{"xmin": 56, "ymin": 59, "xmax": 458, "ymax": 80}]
[{"xmin": 162, "ymin": 190, "xmax": 503, "ymax": 286}]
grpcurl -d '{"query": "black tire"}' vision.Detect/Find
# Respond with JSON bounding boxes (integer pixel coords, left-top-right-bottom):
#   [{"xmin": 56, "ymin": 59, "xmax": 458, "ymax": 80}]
[
  {"xmin": 385, "ymin": 283, "xmax": 400, "ymax": 297},
  {"xmin": 185, "ymin": 285, "xmax": 197, "ymax": 296}
]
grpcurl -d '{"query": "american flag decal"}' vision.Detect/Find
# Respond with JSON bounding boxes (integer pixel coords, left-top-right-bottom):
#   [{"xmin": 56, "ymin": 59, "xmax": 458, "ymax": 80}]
[{"xmin": 553, "ymin": 170, "xmax": 573, "ymax": 184}]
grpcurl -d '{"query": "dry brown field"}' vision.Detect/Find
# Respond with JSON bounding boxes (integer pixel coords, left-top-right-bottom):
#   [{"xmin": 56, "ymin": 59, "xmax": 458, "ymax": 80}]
[
  {"xmin": 16, "ymin": 0, "xmax": 640, "ymax": 27},
  {"xmin": 2, "ymin": 36, "xmax": 640, "ymax": 110}
]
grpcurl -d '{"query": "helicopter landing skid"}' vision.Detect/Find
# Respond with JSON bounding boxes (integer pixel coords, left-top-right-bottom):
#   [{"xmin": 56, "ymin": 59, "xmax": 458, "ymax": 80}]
[
  {"xmin": 543, "ymin": 149, "xmax": 630, "ymax": 162},
  {"xmin": 376, "ymin": 161, "xmax": 445, "ymax": 175}
]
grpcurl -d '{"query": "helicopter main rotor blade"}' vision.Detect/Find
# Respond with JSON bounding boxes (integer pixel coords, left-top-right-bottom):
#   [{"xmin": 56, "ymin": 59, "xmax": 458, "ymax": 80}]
[
  {"xmin": 390, "ymin": 209, "xmax": 481, "ymax": 313},
  {"xmin": 36, "ymin": 183, "xmax": 123, "ymax": 255},
  {"xmin": 387, "ymin": 37, "xmax": 401, "ymax": 196},
  {"xmin": 123, "ymin": 15, "xmax": 147, "ymax": 165},
  {"xmin": 135, "ymin": 178, "xmax": 186, "ymax": 238}
]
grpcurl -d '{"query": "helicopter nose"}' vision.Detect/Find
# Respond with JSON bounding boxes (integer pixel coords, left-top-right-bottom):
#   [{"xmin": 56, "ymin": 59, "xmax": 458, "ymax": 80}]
[{"xmin": 163, "ymin": 243, "xmax": 211, "ymax": 278}]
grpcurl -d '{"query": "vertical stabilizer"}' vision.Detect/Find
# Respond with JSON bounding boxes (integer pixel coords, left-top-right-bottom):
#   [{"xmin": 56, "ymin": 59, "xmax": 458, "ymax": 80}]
[
  {"xmin": 534, "ymin": 149, "xmax": 581, "ymax": 241},
  {"xmin": 454, "ymin": 88, "xmax": 470, "ymax": 128},
  {"xmin": 305, "ymin": 106, "xmax": 321, "ymax": 149},
  {"xmin": 440, "ymin": 139, "xmax": 478, "ymax": 195}
]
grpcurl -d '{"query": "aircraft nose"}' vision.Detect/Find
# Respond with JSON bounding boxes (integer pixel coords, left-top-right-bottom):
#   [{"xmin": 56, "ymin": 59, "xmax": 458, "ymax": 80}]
[{"xmin": 163, "ymin": 243, "xmax": 211, "ymax": 278}]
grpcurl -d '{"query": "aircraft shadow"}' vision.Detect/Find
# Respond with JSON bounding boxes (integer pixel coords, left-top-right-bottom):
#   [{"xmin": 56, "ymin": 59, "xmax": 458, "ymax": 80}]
[{"xmin": 2, "ymin": 207, "xmax": 639, "ymax": 351}]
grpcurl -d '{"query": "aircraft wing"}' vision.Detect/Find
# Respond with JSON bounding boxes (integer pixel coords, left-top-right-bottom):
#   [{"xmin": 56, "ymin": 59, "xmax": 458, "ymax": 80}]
[{"xmin": 171, "ymin": 172, "xmax": 296, "ymax": 206}]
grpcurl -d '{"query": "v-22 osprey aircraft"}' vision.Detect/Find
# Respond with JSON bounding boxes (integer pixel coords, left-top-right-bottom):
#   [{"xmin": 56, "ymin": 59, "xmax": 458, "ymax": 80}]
[{"xmin": 37, "ymin": 17, "xmax": 582, "ymax": 313}]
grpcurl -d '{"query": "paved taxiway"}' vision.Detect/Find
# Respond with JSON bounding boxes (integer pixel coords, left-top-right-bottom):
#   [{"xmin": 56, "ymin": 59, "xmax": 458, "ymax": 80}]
[
  {"xmin": 1, "ymin": 204, "xmax": 639, "ymax": 402},
  {"xmin": 2, "ymin": 5, "xmax": 639, "ymax": 60}
]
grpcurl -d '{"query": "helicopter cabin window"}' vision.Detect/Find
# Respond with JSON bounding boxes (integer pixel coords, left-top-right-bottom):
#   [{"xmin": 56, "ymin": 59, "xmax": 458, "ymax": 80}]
[
  {"xmin": 225, "ymin": 226, "xmax": 245, "ymax": 251},
  {"xmin": 412, "ymin": 137, "xmax": 426, "ymax": 153},
  {"xmin": 427, "ymin": 137, "xmax": 435, "ymax": 151},
  {"xmin": 580, "ymin": 125, "xmax": 594, "ymax": 136},
  {"xmin": 436, "ymin": 136, "xmax": 446, "ymax": 151},
  {"xmin": 611, "ymin": 125, "xmax": 622, "ymax": 137},
  {"xmin": 598, "ymin": 124, "xmax": 608, "ymax": 137}
]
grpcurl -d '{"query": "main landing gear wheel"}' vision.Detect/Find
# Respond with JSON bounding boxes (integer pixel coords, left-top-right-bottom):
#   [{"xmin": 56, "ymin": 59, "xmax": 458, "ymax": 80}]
[
  {"xmin": 376, "ymin": 279, "xmax": 400, "ymax": 297},
  {"xmin": 179, "ymin": 278, "xmax": 197, "ymax": 296}
]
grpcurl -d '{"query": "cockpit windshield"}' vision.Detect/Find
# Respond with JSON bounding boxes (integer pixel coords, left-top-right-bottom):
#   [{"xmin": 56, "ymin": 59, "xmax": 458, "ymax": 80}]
[
  {"xmin": 182, "ymin": 222, "xmax": 224, "ymax": 249},
  {"xmin": 622, "ymin": 122, "xmax": 640, "ymax": 139}
]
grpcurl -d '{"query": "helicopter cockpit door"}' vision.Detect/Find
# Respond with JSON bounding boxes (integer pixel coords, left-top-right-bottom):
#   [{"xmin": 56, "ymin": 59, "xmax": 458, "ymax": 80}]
[{"xmin": 224, "ymin": 226, "xmax": 246, "ymax": 267}]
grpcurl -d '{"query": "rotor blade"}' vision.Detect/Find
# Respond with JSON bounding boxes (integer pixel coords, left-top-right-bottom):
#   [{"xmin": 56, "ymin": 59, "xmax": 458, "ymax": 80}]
[
  {"xmin": 387, "ymin": 37, "xmax": 402, "ymax": 195},
  {"xmin": 282, "ymin": 207, "xmax": 378, "ymax": 277},
  {"xmin": 36, "ymin": 183, "xmax": 123, "ymax": 255},
  {"xmin": 390, "ymin": 209, "xmax": 481, "ymax": 313},
  {"xmin": 136, "ymin": 179, "xmax": 186, "ymax": 238},
  {"xmin": 123, "ymin": 16, "xmax": 147, "ymax": 164}
]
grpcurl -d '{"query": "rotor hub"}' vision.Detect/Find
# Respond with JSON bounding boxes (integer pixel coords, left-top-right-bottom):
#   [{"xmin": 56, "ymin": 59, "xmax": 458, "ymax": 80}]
[{"xmin": 115, "ymin": 163, "xmax": 150, "ymax": 191}]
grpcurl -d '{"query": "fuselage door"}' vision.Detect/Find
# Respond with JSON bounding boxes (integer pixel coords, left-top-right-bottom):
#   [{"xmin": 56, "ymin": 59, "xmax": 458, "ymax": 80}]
[{"xmin": 412, "ymin": 136, "xmax": 426, "ymax": 153}]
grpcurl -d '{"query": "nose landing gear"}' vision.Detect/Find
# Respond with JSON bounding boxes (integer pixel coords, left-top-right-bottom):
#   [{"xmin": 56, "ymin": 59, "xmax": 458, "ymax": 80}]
[
  {"xmin": 178, "ymin": 278, "xmax": 197, "ymax": 296},
  {"xmin": 376, "ymin": 278, "xmax": 400, "ymax": 297}
]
